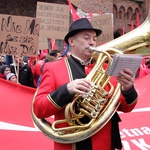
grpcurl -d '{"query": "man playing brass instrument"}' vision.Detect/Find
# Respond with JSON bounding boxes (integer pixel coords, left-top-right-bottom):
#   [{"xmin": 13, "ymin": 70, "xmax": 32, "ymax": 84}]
[{"xmin": 33, "ymin": 18, "xmax": 138, "ymax": 150}]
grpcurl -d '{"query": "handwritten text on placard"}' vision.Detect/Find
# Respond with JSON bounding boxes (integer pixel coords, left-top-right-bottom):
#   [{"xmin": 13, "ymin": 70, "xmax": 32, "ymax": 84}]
[{"xmin": 0, "ymin": 14, "xmax": 40, "ymax": 56}]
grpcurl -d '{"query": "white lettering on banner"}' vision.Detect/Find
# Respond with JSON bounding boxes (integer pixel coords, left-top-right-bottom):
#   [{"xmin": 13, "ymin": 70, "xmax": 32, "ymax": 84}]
[
  {"xmin": 122, "ymin": 139, "xmax": 150, "ymax": 150},
  {"xmin": 141, "ymin": 127, "xmax": 150, "ymax": 134},
  {"xmin": 120, "ymin": 127, "xmax": 150, "ymax": 138},
  {"xmin": 122, "ymin": 141, "xmax": 131, "ymax": 150},
  {"xmin": 131, "ymin": 138, "xmax": 150, "ymax": 150}
]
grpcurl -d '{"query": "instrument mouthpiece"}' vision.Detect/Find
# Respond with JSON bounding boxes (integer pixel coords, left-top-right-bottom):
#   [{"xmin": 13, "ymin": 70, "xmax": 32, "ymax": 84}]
[{"xmin": 89, "ymin": 46, "xmax": 97, "ymax": 51}]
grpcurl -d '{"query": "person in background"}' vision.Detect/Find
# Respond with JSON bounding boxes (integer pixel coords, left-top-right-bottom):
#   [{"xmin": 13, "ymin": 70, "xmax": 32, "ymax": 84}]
[
  {"xmin": 144, "ymin": 57, "xmax": 150, "ymax": 68},
  {"xmin": 0, "ymin": 65, "xmax": 11, "ymax": 79},
  {"xmin": 10, "ymin": 55, "xmax": 35, "ymax": 88},
  {"xmin": 137, "ymin": 57, "xmax": 150, "ymax": 78},
  {"xmin": 33, "ymin": 18, "xmax": 138, "ymax": 150},
  {"xmin": 39, "ymin": 51, "xmax": 48, "ymax": 61},
  {"xmin": 0, "ymin": 55, "xmax": 6, "ymax": 66},
  {"xmin": 50, "ymin": 50, "xmax": 62, "ymax": 59},
  {"xmin": 36, "ymin": 55, "xmax": 55, "ymax": 87},
  {"xmin": 6, "ymin": 72, "xmax": 18, "ymax": 83},
  {"xmin": 29, "ymin": 50, "xmax": 48, "ymax": 87}
]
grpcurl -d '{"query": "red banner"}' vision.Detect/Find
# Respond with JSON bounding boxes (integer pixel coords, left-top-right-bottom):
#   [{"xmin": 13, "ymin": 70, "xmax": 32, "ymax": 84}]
[
  {"xmin": 0, "ymin": 79, "xmax": 53, "ymax": 150},
  {"xmin": 0, "ymin": 74, "xmax": 150, "ymax": 149},
  {"xmin": 119, "ymin": 74, "xmax": 150, "ymax": 150}
]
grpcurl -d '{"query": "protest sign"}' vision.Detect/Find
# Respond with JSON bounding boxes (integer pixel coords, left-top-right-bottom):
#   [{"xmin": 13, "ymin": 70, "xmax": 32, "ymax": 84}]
[
  {"xmin": 38, "ymin": 37, "xmax": 49, "ymax": 50},
  {"xmin": 90, "ymin": 14, "xmax": 114, "ymax": 45},
  {"xmin": 36, "ymin": 2, "xmax": 69, "ymax": 40},
  {"xmin": 0, "ymin": 14, "xmax": 40, "ymax": 57}
]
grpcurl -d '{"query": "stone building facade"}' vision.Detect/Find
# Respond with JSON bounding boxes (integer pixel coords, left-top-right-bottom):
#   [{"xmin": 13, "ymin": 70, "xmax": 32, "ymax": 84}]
[
  {"xmin": 0, "ymin": 0, "xmax": 149, "ymax": 50},
  {"xmin": 71, "ymin": 0, "xmax": 148, "ymax": 37}
]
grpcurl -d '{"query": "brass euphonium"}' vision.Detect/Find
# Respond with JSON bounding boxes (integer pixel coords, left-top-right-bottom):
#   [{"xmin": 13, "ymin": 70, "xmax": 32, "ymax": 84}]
[{"xmin": 31, "ymin": 11, "xmax": 150, "ymax": 144}]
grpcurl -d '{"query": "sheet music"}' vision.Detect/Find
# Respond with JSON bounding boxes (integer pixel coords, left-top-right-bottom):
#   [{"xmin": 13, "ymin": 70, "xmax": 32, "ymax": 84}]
[{"xmin": 107, "ymin": 54, "xmax": 143, "ymax": 76}]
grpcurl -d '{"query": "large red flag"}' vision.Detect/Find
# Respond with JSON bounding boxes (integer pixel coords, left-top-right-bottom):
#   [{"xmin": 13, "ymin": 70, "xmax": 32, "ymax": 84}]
[
  {"xmin": 119, "ymin": 74, "xmax": 150, "ymax": 150},
  {"xmin": 0, "ymin": 73, "xmax": 150, "ymax": 149},
  {"xmin": 68, "ymin": 0, "xmax": 80, "ymax": 21},
  {"xmin": 0, "ymin": 79, "xmax": 53, "ymax": 150}
]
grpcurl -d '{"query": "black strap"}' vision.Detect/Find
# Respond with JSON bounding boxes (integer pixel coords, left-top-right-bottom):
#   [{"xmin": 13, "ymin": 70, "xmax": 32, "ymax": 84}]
[
  {"xmin": 111, "ymin": 112, "xmax": 122, "ymax": 150},
  {"xmin": 76, "ymin": 138, "xmax": 92, "ymax": 150}
]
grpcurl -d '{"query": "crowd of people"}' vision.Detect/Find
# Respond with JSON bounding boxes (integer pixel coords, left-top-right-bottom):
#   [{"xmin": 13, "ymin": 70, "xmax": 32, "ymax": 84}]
[
  {"xmin": 0, "ymin": 48, "xmax": 149, "ymax": 87},
  {"xmin": 0, "ymin": 49, "xmax": 64, "ymax": 87}
]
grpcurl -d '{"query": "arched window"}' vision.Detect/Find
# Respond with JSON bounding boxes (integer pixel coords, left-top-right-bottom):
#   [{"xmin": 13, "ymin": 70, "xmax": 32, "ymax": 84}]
[
  {"xmin": 127, "ymin": 7, "xmax": 133, "ymax": 20},
  {"xmin": 119, "ymin": 6, "xmax": 125, "ymax": 20},
  {"xmin": 134, "ymin": 8, "xmax": 140, "ymax": 20},
  {"xmin": 113, "ymin": 4, "xmax": 118, "ymax": 18},
  {"xmin": 134, "ymin": 8, "xmax": 140, "ymax": 26}
]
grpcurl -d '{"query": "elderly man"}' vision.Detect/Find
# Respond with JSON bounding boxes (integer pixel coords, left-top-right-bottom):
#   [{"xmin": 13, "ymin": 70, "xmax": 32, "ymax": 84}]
[{"xmin": 33, "ymin": 18, "xmax": 138, "ymax": 150}]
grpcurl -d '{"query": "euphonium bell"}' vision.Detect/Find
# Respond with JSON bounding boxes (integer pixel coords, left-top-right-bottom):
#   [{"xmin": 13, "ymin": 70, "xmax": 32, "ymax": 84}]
[{"xmin": 31, "ymin": 10, "xmax": 150, "ymax": 144}]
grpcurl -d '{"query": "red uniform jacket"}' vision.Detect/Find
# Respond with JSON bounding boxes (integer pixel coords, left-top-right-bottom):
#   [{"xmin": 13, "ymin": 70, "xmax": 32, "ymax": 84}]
[{"xmin": 33, "ymin": 57, "xmax": 137, "ymax": 150}]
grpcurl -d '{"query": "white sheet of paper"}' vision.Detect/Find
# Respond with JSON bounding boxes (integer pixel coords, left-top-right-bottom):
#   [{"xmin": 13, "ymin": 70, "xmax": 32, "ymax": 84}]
[{"xmin": 107, "ymin": 54, "xmax": 143, "ymax": 76}]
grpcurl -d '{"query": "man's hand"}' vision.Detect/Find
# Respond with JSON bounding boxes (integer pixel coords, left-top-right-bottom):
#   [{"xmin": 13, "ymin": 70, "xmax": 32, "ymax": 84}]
[
  {"xmin": 67, "ymin": 78, "xmax": 91, "ymax": 95},
  {"xmin": 116, "ymin": 69, "xmax": 135, "ymax": 92}
]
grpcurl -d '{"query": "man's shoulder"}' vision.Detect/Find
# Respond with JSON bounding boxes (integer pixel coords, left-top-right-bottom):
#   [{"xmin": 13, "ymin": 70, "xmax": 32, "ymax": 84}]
[
  {"xmin": 44, "ymin": 57, "xmax": 68, "ymax": 73},
  {"xmin": 46, "ymin": 57, "xmax": 66, "ymax": 66}
]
